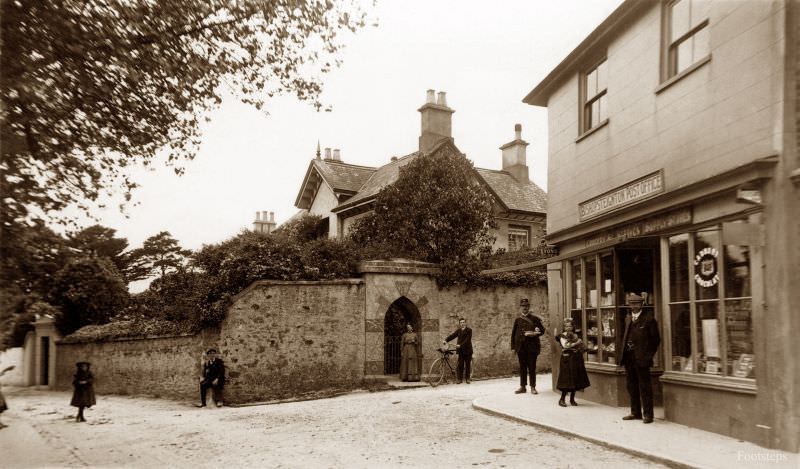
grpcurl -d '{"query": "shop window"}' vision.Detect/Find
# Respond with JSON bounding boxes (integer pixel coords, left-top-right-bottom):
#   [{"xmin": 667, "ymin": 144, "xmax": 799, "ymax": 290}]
[
  {"xmin": 569, "ymin": 252, "xmax": 617, "ymax": 365},
  {"xmin": 664, "ymin": 0, "xmax": 710, "ymax": 80},
  {"xmin": 666, "ymin": 224, "xmax": 754, "ymax": 380},
  {"xmin": 508, "ymin": 225, "xmax": 530, "ymax": 252},
  {"xmin": 580, "ymin": 59, "xmax": 608, "ymax": 136}
]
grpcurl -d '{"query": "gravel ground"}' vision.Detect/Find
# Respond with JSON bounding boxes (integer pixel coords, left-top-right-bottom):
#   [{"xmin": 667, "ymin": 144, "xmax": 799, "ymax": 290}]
[{"xmin": 0, "ymin": 377, "xmax": 668, "ymax": 468}]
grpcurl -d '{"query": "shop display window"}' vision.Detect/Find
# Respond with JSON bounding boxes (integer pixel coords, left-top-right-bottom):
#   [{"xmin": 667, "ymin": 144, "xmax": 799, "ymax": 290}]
[
  {"xmin": 569, "ymin": 252, "xmax": 620, "ymax": 365},
  {"xmin": 665, "ymin": 223, "xmax": 755, "ymax": 381}
]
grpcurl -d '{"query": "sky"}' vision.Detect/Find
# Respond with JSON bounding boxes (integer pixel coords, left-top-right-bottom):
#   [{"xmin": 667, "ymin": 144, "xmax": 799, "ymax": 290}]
[{"xmin": 72, "ymin": 0, "xmax": 624, "ymax": 289}]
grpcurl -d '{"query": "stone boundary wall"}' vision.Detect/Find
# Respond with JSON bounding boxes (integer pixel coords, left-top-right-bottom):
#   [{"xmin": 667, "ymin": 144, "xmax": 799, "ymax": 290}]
[
  {"xmin": 220, "ymin": 280, "xmax": 366, "ymax": 403},
  {"xmin": 55, "ymin": 330, "xmax": 219, "ymax": 401}
]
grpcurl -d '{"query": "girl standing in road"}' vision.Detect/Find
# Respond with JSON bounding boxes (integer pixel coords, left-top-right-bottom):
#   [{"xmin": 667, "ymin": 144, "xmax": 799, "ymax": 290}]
[{"xmin": 70, "ymin": 362, "xmax": 96, "ymax": 422}]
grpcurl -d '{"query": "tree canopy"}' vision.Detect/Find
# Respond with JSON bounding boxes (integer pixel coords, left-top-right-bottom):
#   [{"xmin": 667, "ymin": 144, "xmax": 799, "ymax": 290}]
[
  {"xmin": 0, "ymin": 0, "xmax": 367, "ymax": 226},
  {"xmin": 348, "ymin": 144, "xmax": 497, "ymax": 283},
  {"xmin": 129, "ymin": 231, "xmax": 192, "ymax": 279}
]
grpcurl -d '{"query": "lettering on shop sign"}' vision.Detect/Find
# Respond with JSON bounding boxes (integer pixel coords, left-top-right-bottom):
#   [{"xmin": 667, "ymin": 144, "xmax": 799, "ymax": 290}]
[
  {"xmin": 579, "ymin": 170, "xmax": 665, "ymax": 221},
  {"xmin": 584, "ymin": 208, "xmax": 692, "ymax": 248}
]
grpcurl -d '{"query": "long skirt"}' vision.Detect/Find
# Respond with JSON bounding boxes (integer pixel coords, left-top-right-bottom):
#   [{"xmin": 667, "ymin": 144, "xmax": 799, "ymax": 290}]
[
  {"xmin": 556, "ymin": 349, "xmax": 591, "ymax": 392},
  {"xmin": 399, "ymin": 344, "xmax": 420, "ymax": 382},
  {"xmin": 70, "ymin": 384, "xmax": 96, "ymax": 408}
]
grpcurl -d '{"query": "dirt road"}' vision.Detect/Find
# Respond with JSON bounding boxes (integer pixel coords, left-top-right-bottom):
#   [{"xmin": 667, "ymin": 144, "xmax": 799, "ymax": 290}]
[{"xmin": 1, "ymin": 377, "xmax": 666, "ymax": 468}]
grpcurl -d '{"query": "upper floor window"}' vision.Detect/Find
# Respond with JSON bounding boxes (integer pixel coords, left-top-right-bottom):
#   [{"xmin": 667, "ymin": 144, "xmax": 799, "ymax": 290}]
[
  {"xmin": 666, "ymin": 0, "xmax": 710, "ymax": 78},
  {"xmin": 580, "ymin": 59, "xmax": 607, "ymax": 135},
  {"xmin": 508, "ymin": 225, "xmax": 530, "ymax": 252}
]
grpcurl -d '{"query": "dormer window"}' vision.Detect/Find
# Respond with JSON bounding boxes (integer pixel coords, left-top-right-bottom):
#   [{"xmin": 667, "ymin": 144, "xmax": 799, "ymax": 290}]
[
  {"xmin": 580, "ymin": 58, "xmax": 608, "ymax": 136},
  {"xmin": 665, "ymin": 0, "xmax": 710, "ymax": 78}
]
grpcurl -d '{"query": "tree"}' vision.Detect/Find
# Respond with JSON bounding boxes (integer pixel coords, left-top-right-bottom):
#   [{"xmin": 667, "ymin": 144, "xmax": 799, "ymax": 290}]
[
  {"xmin": 1, "ymin": 0, "xmax": 368, "ymax": 226},
  {"xmin": 129, "ymin": 231, "xmax": 192, "ymax": 279},
  {"xmin": 50, "ymin": 257, "xmax": 129, "ymax": 335},
  {"xmin": 66, "ymin": 224, "xmax": 148, "ymax": 282},
  {"xmin": 348, "ymin": 145, "xmax": 496, "ymax": 267}
]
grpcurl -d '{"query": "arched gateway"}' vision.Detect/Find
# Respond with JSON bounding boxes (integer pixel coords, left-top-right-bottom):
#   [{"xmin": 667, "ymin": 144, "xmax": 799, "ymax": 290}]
[{"xmin": 383, "ymin": 297, "xmax": 421, "ymax": 374}]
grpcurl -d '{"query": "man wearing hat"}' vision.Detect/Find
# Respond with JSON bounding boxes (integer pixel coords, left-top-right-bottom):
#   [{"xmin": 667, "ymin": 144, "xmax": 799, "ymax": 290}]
[
  {"xmin": 198, "ymin": 348, "xmax": 226, "ymax": 407},
  {"xmin": 511, "ymin": 298, "xmax": 546, "ymax": 394},
  {"xmin": 620, "ymin": 293, "xmax": 660, "ymax": 424}
]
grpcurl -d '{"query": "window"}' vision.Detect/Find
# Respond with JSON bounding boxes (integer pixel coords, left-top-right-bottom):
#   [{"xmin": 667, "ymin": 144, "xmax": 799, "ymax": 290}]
[
  {"xmin": 665, "ymin": 0, "xmax": 710, "ymax": 78},
  {"xmin": 580, "ymin": 59, "xmax": 608, "ymax": 134},
  {"xmin": 508, "ymin": 225, "xmax": 530, "ymax": 251},
  {"xmin": 666, "ymin": 223, "xmax": 754, "ymax": 380},
  {"xmin": 569, "ymin": 252, "xmax": 618, "ymax": 365}
]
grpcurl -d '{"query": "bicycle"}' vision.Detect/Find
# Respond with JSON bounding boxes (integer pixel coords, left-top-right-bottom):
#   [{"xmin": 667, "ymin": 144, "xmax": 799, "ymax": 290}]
[{"xmin": 427, "ymin": 346, "xmax": 459, "ymax": 387}]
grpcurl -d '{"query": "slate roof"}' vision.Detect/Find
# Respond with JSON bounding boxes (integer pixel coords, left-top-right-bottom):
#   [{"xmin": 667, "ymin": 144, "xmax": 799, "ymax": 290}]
[
  {"xmin": 333, "ymin": 152, "xmax": 420, "ymax": 211},
  {"xmin": 312, "ymin": 159, "xmax": 376, "ymax": 193},
  {"xmin": 475, "ymin": 168, "xmax": 547, "ymax": 214}
]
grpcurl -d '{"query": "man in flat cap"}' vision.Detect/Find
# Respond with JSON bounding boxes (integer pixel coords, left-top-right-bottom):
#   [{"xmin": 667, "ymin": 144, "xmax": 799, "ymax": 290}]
[
  {"xmin": 621, "ymin": 293, "xmax": 660, "ymax": 424},
  {"xmin": 198, "ymin": 348, "xmax": 226, "ymax": 407},
  {"xmin": 511, "ymin": 298, "xmax": 545, "ymax": 394}
]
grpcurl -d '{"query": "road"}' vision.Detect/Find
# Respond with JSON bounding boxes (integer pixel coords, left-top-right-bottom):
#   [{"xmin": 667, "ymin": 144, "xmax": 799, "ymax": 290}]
[{"xmin": 1, "ymin": 377, "xmax": 667, "ymax": 468}]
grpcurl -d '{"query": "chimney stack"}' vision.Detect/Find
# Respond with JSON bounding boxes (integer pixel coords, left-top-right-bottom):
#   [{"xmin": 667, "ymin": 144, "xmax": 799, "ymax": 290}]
[
  {"xmin": 253, "ymin": 210, "xmax": 278, "ymax": 234},
  {"xmin": 500, "ymin": 123, "xmax": 530, "ymax": 182},
  {"xmin": 324, "ymin": 147, "xmax": 332, "ymax": 160},
  {"xmin": 333, "ymin": 149, "xmax": 341, "ymax": 161},
  {"xmin": 418, "ymin": 89, "xmax": 454, "ymax": 154}
]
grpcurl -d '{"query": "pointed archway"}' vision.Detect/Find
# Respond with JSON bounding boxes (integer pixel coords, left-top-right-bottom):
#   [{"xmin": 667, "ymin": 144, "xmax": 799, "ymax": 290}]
[{"xmin": 383, "ymin": 297, "xmax": 421, "ymax": 375}]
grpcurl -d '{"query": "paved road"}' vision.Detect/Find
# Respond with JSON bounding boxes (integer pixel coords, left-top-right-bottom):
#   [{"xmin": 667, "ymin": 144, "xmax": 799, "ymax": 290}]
[{"xmin": 1, "ymin": 378, "xmax": 667, "ymax": 468}]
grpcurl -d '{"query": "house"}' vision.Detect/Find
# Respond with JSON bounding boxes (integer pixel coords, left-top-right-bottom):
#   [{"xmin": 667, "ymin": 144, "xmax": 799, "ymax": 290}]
[
  {"xmin": 292, "ymin": 90, "xmax": 548, "ymax": 252},
  {"xmin": 515, "ymin": 0, "xmax": 799, "ymax": 452}
]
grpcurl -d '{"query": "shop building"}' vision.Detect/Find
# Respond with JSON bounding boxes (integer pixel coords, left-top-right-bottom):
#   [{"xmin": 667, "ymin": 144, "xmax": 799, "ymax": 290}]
[{"xmin": 515, "ymin": 0, "xmax": 799, "ymax": 451}]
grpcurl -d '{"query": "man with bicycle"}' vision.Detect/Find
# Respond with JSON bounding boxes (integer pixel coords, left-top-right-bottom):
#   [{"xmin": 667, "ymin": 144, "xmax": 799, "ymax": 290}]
[
  {"xmin": 443, "ymin": 317, "xmax": 473, "ymax": 384},
  {"xmin": 511, "ymin": 298, "xmax": 545, "ymax": 394}
]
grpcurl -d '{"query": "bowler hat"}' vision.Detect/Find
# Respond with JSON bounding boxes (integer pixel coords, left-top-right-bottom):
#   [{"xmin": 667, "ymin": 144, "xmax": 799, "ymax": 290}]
[
  {"xmin": 206, "ymin": 348, "xmax": 218, "ymax": 354},
  {"xmin": 75, "ymin": 361, "xmax": 90, "ymax": 367},
  {"xmin": 520, "ymin": 298, "xmax": 530, "ymax": 306},
  {"xmin": 627, "ymin": 293, "xmax": 644, "ymax": 304}
]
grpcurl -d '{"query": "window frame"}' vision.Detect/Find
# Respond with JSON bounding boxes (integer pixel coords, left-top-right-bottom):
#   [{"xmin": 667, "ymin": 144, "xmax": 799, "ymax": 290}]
[
  {"xmin": 660, "ymin": 0, "xmax": 711, "ymax": 85},
  {"xmin": 507, "ymin": 225, "xmax": 531, "ymax": 252},
  {"xmin": 578, "ymin": 57, "xmax": 609, "ymax": 138}
]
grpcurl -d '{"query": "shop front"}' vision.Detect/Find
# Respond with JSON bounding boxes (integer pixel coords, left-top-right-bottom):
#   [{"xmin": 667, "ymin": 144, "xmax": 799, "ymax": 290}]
[{"xmin": 541, "ymin": 160, "xmax": 778, "ymax": 448}]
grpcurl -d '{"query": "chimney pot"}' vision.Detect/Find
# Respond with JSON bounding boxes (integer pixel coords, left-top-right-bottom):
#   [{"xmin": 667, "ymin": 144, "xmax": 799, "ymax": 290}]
[
  {"xmin": 333, "ymin": 149, "xmax": 341, "ymax": 161},
  {"xmin": 324, "ymin": 147, "xmax": 331, "ymax": 159},
  {"xmin": 426, "ymin": 89, "xmax": 436, "ymax": 104},
  {"xmin": 515, "ymin": 123, "xmax": 522, "ymax": 140},
  {"xmin": 437, "ymin": 91, "xmax": 447, "ymax": 107},
  {"xmin": 270, "ymin": 212, "xmax": 275, "ymax": 222},
  {"xmin": 391, "ymin": 156, "xmax": 398, "ymax": 162},
  {"xmin": 255, "ymin": 211, "xmax": 261, "ymax": 221}
]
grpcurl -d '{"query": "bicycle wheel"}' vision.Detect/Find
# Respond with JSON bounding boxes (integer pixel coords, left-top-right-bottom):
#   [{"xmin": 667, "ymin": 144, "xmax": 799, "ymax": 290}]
[{"xmin": 427, "ymin": 358, "xmax": 446, "ymax": 387}]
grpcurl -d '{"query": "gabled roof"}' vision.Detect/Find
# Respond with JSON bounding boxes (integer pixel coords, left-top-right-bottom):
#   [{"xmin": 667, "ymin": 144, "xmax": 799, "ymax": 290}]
[
  {"xmin": 294, "ymin": 158, "xmax": 376, "ymax": 209},
  {"xmin": 332, "ymin": 151, "xmax": 420, "ymax": 212},
  {"xmin": 331, "ymin": 139, "xmax": 547, "ymax": 216},
  {"xmin": 475, "ymin": 168, "xmax": 547, "ymax": 214}
]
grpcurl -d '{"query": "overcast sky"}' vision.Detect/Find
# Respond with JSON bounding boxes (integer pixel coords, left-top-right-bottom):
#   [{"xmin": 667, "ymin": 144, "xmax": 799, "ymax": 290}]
[{"xmin": 73, "ymin": 0, "xmax": 623, "ymax": 286}]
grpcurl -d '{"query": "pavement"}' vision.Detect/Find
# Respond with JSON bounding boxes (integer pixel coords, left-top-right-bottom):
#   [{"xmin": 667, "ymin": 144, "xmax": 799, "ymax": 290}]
[{"xmin": 472, "ymin": 374, "xmax": 798, "ymax": 469}]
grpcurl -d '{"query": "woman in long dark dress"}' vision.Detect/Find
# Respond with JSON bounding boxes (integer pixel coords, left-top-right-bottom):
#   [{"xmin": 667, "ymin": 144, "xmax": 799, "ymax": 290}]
[
  {"xmin": 399, "ymin": 324, "xmax": 420, "ymax": 382},
  {"xmin": 555, "ymin": 319, "xmax": 590, "ymax": 407},
  {"xmin": 70, "ymin": 362, "xmax": 96, "ymax": 422}
]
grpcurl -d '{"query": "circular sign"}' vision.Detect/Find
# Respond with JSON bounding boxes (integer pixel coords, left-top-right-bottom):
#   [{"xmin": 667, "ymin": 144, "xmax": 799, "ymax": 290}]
[{"xmin": 694, "ymin": 247, "xmax": 719, "ymax": 288}]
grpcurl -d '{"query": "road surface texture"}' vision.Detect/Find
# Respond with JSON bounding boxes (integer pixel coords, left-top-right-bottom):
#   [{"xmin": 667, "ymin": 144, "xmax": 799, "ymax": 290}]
[{"xmin": 1, "ymin": 377, "xmax": 667, "ymax": 468}]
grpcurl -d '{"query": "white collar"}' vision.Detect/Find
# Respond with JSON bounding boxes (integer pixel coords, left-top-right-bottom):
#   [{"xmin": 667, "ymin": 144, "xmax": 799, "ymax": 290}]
[{"xmin": 631, "ymin": 311, "xmax": 642, "ymax": 320}]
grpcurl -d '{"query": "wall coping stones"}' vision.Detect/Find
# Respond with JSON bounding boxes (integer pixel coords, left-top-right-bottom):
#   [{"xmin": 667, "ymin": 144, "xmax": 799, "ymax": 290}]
[
  {"xmin": 357, "ymin": 259, "xmax": 442, "ymax": 275},
  {"xmin": 57, "ymin": 332, "xmax": 197, "ymax": 345},
  {"xmin": 233, "ymin": 278, "xmax": 365, "ymax": 302}
]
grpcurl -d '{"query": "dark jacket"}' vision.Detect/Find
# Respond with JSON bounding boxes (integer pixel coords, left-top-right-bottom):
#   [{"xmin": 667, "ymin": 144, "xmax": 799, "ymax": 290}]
[
  {"xmin": 202, "ymin": 358, "xmax": 226, "ymax": 387},
  {"xmin": 621, "ymin": 310, "xmax": 661, "ymax": 367},
  {"xmin": 511, "ymin": 314, "xmax": 545, "ymax": 355},
  {"xmin": 445, "ymin": 327, "xmax": 473, "ymax": 357},
  {"xmin": 70, "ymin": 369, "xmax": 96, "ymax": 408}
]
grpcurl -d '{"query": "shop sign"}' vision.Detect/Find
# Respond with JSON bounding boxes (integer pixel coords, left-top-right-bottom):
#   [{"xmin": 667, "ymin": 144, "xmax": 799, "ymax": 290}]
[
  {"xmin": 579, "ymin": 170, "xmax": 665, "ymax": 221},
  {"xmin": 694, "ymin": 247, "xmax": 720, "ymax": 288},
  {"xmin": 584, "ymin": 207, "xmax": 692, "ymax": 248}
]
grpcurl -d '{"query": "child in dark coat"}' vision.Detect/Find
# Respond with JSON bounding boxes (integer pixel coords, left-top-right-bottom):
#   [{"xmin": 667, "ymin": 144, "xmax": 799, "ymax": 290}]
[
  {"xmin": 70, "ymin": 362, "xmax": 96, "ymax": 422},
  {"xmin": 554, "ymin": 319, "xmax": 591, "ymax": 407}
]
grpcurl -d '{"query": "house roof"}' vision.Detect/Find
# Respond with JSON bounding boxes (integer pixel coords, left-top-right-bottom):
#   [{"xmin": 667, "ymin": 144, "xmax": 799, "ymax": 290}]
[
  {"xmin": 475, "ymin": 168, "xmax": 547, "ymax": 214},
  {"xmin": 294, "ymin": 158, "xmax": 376, "ymax": 209},
  {"xmin": 331, "ymin": 139, "xmax": 547, "ymax": 215},
  {"xmin": 523, "ymin": 0, "xmax": 647, "ymax": 107}
]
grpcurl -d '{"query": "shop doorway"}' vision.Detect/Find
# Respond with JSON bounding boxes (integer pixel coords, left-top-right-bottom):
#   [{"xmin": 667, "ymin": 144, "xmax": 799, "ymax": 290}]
[{"xmin": 383, "ymin": 297, "xmax": 421, "ymax": 375}]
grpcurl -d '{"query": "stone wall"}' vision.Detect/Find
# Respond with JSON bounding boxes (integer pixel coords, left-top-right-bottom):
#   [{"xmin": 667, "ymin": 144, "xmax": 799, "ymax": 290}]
[
  {"xmin": 219, "ymin": 280, "xmax": 366, "ymax": 403},
  {"xmin": 55, "ymin": 331, "xmax": 218, "ymax": 400}
]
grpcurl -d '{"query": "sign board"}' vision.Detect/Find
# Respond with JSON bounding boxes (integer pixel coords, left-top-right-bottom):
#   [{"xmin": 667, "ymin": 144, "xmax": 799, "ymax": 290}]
[
  {"xmin": 583, "ymin": 207, "xmax": 692, "ymax": 249},
  {"xmin": 579, "ymin": 170, "xmax": 665, "ymax": 221}
]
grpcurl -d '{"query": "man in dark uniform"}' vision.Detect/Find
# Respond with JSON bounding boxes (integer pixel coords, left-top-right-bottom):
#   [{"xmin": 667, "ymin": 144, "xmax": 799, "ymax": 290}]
[
  {"xmin": 198, "ymin": 348, "xmax": 226, "ymax": 407},
  {"xmin": 443, "ymin": 317, "xmax": 473, "ymax": 384},
  {"xmin": 511, "ymin": 298, "xmax": 545, "ymax": 394},
  {"xmin": 621, "ymin": 294, "xmax": 660, "ymax": 424}
]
